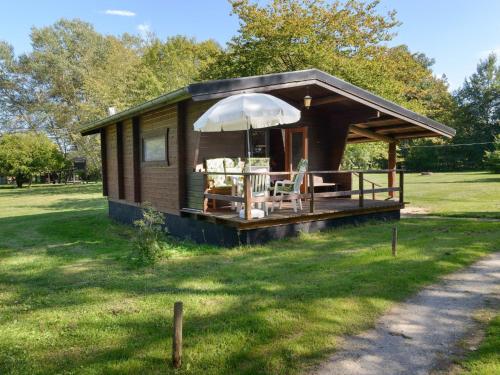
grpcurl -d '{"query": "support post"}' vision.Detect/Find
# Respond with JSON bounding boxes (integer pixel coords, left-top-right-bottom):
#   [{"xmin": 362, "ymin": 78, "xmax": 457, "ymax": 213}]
[
  {"xmin": 100, "ymin": 128, "xmax": 108, "ymax": 196},
  {"xmin": 392, "ymin": 227, "xmax": 397, "ymax": 256},
  {"xmin": 399, "ymin": 171, "xmax": 404, "ymax": 204},
  {"xmin": 132, "ymin": 117, "xmax": 141, "ymax": 203},
  {"xmin": 172, "ymin": 301, "xmax": 183, "ymax": 369},
  {"xmin": 177, "ymin": 102, "xmax": 187, "ymax": 209},
  {"xmin": 244, "ymin": 174, "xmax": 252, "ymax": 220},
  {"xmin": 388, "ymin": 142, "xmax": 396, "ymax": 198},
  {"xmin": 116, "ymin": 122, "xmax": 125, "ymax": 200},
  {"xmin": 202, "ymin": 174, "xmax": 208, "ymax": 213},
  {"xmin": 309, "ymin": 173, "xmax": 315, "ymax": 213},
  {"xmin": 358, "ymin": 172, "xmax": 364, "ymax": 208},
  {"xmin": 371, "ymin": 182, "xmax": 375, "ymax": 200}
]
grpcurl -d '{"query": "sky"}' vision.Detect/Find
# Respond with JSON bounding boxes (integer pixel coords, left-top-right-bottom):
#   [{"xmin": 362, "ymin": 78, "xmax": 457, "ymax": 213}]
[{"xmin": 1, "ymin": 0, "xmax": 499, "ymax": 91}]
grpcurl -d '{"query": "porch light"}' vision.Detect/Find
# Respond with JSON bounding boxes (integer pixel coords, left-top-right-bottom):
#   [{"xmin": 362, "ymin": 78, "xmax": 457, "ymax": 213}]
[{"xmin": 303, "ymin": 94, "xmax": 312, "ymax": 109}]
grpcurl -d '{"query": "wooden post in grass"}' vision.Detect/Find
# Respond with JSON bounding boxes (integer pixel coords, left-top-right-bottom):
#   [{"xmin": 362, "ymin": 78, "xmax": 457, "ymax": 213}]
[
  {"xmin": 392, "ymin": 227, "xmax": 397, "ymax": 256},
  {"xmin": 172, "ymin": 301, "xmax": 183, "ymax": 368}
]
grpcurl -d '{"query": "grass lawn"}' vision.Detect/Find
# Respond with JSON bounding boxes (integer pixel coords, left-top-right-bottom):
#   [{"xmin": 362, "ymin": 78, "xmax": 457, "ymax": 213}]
[
  {"xmin": 458, "ymin": 314, "xmax": 500, "ymax": 375},
  {"xmin": 360, "ymin": 171, "xmax": 500, "ymax": 219},
  {"xmin": 0, "ymin": 173, "xmax": 499, "ymax": 374}
]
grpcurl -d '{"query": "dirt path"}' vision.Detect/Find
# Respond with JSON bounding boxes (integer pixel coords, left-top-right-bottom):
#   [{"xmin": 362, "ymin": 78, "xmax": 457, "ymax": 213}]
[{"xmin": 311, "ymin": 252, "xmax": 500, "ymax": 375}]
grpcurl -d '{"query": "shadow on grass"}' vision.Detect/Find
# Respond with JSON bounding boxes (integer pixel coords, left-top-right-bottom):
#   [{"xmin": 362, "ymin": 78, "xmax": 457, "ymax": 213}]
[
  {"xmin": 406, "ymin": 177, "xmax": 500, "ymax": 184},
  {"xmin": 423, "ymin": 212, "xmax": 500, "ymax": 220},
  {"xmin": 0, "ymin": 183, "xmax": 102, "ymax": 196},
  {"xmin": 43, "ymin": 197, "xmax": 107, "ymax": 211},
  {"xmin": 0, "ymin": 209, "xmax": 498, "ymax": 374}
]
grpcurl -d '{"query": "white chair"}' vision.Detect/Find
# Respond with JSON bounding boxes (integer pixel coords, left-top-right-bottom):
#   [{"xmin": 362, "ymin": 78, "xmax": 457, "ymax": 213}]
[
  {"xmin": 239, "ymin": 158, "xmax": 271, "ymax": 216},
  {"xmin": 272, "ymin": 159, "xmax": 308, "ymax": 213}
]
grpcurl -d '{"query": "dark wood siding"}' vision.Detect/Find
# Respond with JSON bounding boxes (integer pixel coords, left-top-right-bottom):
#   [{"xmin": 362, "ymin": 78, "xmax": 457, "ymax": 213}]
[
  {"xmin": 140, "ymin": 105, "xmax": 179, "ymax": 214},
  {"xmin": 116, "ymin": 121, "xmax": 125, "ymax": 199},
  {"xmin": 122, "ymin": 119, "xmax": 135, "ymax": 202},
  {"xmin": 177, "ymin": 101, "xmax": 187, "ymax": 209},
  {"xmin": 299, "ymin": 111, "xmax": 350, "ymax": 173},
  {"xmin": 100, "ymin": 129, "xmax": 108, "ymax": 196},
  {"xmin": 106, "ymin": 124, "xmax": 119, "ymax": 199},
  {"xmin": 132, "ymin": 117, "xmax": 141, "ymax": 203}
]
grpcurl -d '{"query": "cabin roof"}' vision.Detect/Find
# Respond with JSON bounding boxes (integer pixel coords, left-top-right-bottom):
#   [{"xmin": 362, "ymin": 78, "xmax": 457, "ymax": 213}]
[{"xmin": 80, "ymin": 68, "xmax": 456, "ymax": 139}]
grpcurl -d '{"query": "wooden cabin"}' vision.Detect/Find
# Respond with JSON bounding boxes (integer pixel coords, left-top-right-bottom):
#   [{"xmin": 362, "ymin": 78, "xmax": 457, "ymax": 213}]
[{"xmin": 80, "ymin": 69, "xmax": 455, "ymax": 246}]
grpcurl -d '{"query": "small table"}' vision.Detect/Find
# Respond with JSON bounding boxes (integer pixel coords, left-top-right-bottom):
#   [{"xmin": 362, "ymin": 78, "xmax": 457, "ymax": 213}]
[
  {"xmin": 207, "ymin": 186, "xmax": 233, "ymax": 209},
  {"xmin": 312, "ymin": 175, "xmax": 338, "ymax": 193}
]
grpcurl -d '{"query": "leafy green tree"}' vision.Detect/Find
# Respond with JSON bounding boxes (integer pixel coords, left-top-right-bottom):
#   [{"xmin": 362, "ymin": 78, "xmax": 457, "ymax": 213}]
[
  {"xmin": 342, "ymin": 143, "xmax": 387, "ymax": 169},
  {"xmin": 201, "ymin": 0, "xmax": 454, "ymax": 168},
  {"xmin": 1, "ymin": 19, "xmax": 221, "ymax": 174},
  {"xmin": 205, "ymin": 0, "xmax": 398, "ymax": 77},
  {"xmin": 0, "ymin": 132, "xmax": 65, "ymax": 187},
  {"xmin": 484, "ymin": 135, "xmax": 500, "ymax": 173},
  {"xmin": 452, "ymin": 53, "xmax": 499, "ymax": 168},
  {"xmin": 403, "ymin": 54, "xmax": 499, "ymax": 171},
  {"xmin": 141, "ymin": 36, "xmax": 221, "ymax": 97},
  {"xmin": 203, "ymin": 0, "xmax": 452, "ymax": 120},
  {"xmin": 0, "ymin": 41, "xmax": 44, "ymax": 133}
]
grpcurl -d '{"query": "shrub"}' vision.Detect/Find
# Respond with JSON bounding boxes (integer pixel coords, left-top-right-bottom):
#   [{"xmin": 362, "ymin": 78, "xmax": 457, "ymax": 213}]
[
  {"xmin": 132, "ymin": 203, "xmax": 167, "ymax": 265},
  {"xmin": 483, "ymin": 135, "xmax": 500, "ymax": 173},
  {"xmin": 484, "ymin": 150, "xmax": 500, "ymax": 173}
]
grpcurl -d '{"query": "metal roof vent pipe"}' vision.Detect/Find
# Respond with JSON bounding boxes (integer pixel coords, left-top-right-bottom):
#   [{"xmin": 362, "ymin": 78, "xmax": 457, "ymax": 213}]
[{"xmin": 107, "ymin": 107, "xmax": 117, "ymax": 116}]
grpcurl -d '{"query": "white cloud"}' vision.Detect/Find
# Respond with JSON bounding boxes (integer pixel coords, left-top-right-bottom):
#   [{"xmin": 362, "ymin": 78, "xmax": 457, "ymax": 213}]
[
  {"xmin": 137, "ymin": 23, "xmax": 152, "ymax": 39},
  {"xmin": 104, "ymin": 9, "xmax": 136, "ymax": 17}
]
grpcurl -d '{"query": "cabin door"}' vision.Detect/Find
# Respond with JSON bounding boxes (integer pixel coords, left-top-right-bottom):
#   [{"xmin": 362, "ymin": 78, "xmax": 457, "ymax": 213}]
[
  {"xmin": 285, "ymin": 127, "xmax": 308, "ymax": 172},
  {"xmin": 285, "ymin": 127, "xmax": 308, "ymax": 192}
]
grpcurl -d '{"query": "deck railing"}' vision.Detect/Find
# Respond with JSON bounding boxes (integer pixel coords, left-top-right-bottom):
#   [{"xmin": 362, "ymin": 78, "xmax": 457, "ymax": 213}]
[
  {"xmin": 352, "ymin": 171, "xmax": 382, "ymax": 200},
  {"xmin": 199, "ymin": 169, "xmax": 404, "ymax": 220}
]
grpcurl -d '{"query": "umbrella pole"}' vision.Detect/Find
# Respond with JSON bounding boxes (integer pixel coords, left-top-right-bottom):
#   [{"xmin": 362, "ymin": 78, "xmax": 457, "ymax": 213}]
[{"xmin": 246, "ymin": 117, "xmax": 251, "ymax": 161}]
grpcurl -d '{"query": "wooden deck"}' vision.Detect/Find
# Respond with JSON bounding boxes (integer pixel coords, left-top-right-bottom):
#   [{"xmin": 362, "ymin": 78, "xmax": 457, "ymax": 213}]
[{"xmin": 181, "ymin": 198, "xmax": 403, "ymax": 230}]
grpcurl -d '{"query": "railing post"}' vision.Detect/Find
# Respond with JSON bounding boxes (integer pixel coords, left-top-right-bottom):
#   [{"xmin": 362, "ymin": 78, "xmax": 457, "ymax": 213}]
[
  {"xmin": 388, "ymin": 142, "xmax": 396, "ymax": 198},
  {"xmin": 399, "ymin": 171, "xmax": 404, "ymax": 204},
  {"xmin": 244, "ymin": 174, "xmax": 252, "ymax": 220},
  {"xmin": 309, "ymin": 173, "xmax": 315, "ymax": 213},
  {"xmin": 371, "ymin": 182, "xmax": 375, "ymax": 200},
  {"xmin": 359, "ymin": 172, "xmax": 364, "ymax": 207}
]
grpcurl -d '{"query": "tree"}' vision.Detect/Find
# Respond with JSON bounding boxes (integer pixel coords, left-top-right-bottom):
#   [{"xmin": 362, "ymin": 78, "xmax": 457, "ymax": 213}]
[
  {"xmin": 202, "ymin": 0, "xmax": 452, "ymax": 118},
  {"xmin": 0, "ymin": 132, "xmax": 65, "ymax": 187},
  {"xmin": 484, "ymin": 135, "xmax": 500, "ymax": 173},
  {"xmin": 342, "ymin": 143, "xmax": 387, "ymax": 169},
  {"xmin": 0, "ymin": 19, "xmax": 221, "ymax": 175},
  {"xmin": 453, "ymin": 53, "xmax": 499, "ymax": 168},
  {"xmin": 202, "ymin": 0, "xmax": 454, "ymax": 168},
  {"xmin": 402, "ymin": 54, "xmax": 499, "ymax": 171},
  {"xmin": 140, "ymin": 36, "xmax": 221, "ymax": 97},
  {"xmin": 0, "ymin": 41, "xmax": 44, "ymax": 133},
  {"xmin": 204, "ymin": 0, "xmax": 398, "ymax": 78}
]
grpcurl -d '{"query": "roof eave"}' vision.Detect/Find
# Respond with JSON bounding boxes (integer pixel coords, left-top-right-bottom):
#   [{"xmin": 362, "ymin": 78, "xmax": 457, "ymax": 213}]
[
  {"xmin": 188, "ymin": 69, "xmax": 456, "ymax": 139},
  {"xmin": 80, "ymin": 87, "xmax": 191, "ymax": 135},
  {"xmin": 79, "ymin": 68, "xmax": 456, "ymax": 139}
]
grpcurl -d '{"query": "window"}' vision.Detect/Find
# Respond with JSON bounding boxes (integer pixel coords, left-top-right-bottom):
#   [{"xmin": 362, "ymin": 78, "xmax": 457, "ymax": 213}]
[
  {"xmin": 143, "ymin": 135, "xmax": 166, "ymax": 162},
  {"xmin": 251, "ymin": 130, "xmax": 269, "ymax": 157}
]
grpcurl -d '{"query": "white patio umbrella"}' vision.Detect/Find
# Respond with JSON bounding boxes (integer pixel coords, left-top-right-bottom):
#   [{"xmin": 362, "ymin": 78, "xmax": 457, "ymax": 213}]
[{"xmin": 193, "ymin": 93, "xmax": 301, "ymax": 159}]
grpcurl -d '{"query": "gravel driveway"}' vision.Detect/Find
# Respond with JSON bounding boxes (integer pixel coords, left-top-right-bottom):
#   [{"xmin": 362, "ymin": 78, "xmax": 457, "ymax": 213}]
[{"xmin": 311, "ymin": 252, "xmax": 500, "ymax": 375}]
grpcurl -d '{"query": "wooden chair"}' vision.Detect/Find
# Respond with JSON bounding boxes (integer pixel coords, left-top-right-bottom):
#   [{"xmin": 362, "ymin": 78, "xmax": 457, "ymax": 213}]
[
  {"xmin": 271, "ymin": 159, "xmax": 308, "ymax": 213},
  {"xmin": 241, "ymin": 158, "xmax": 270, "ymax": 215}
]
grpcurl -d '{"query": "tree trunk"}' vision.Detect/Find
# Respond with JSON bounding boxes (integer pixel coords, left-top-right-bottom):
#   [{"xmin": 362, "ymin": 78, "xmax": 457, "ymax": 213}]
[{"xmin": 16, "ymin": 175, "xmax": 23, "ymax": 188}]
